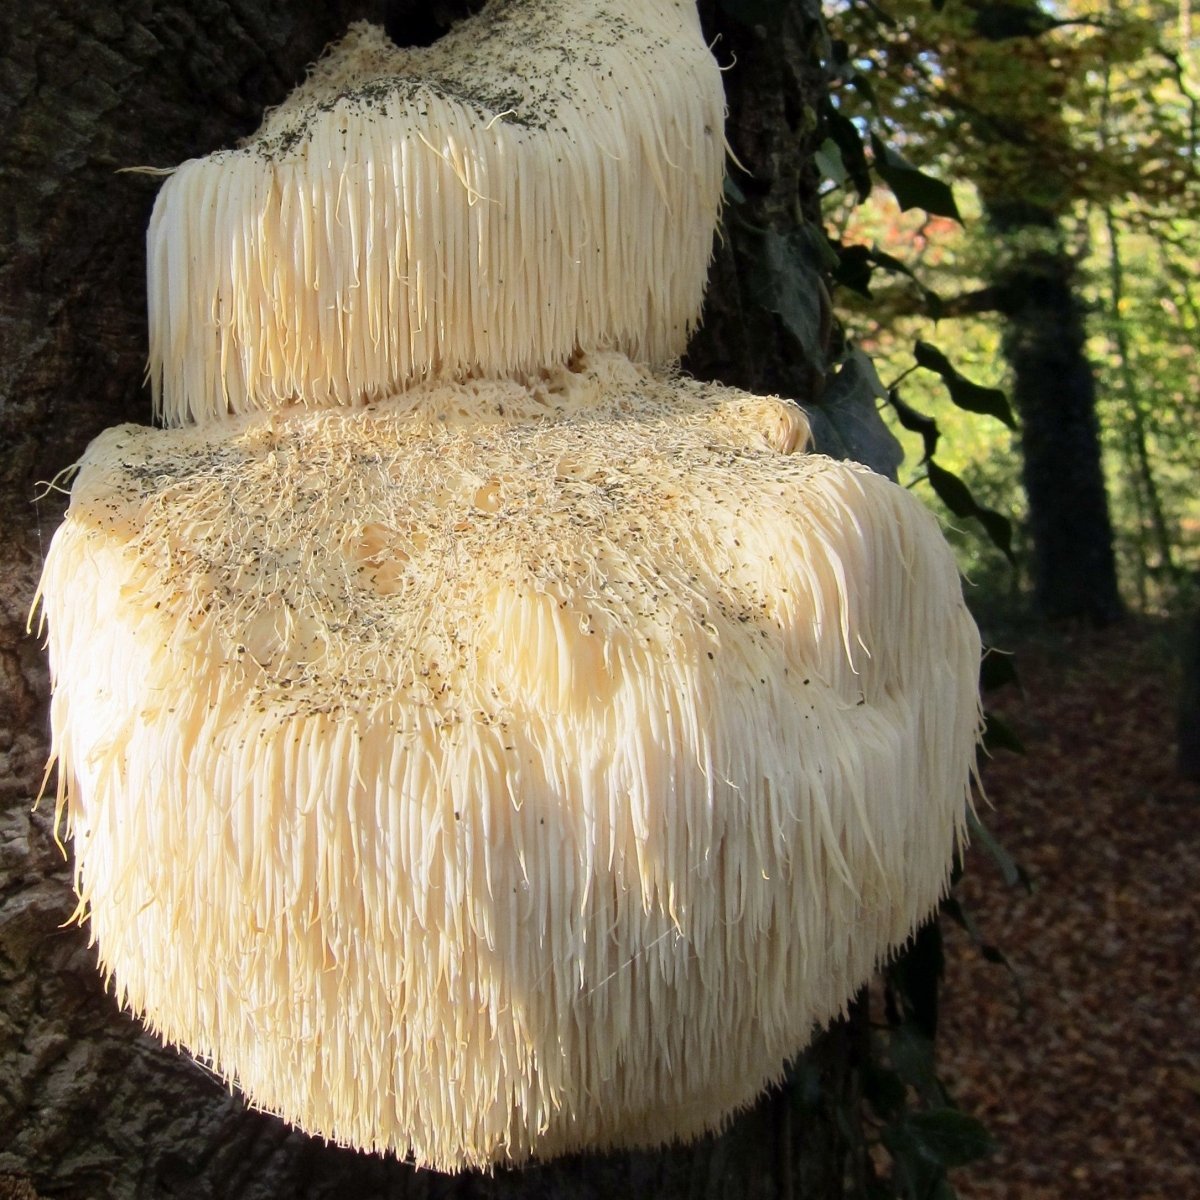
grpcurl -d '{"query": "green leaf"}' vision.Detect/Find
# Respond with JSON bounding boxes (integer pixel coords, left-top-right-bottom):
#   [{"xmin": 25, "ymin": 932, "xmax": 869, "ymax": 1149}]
[
  {"xmin": 939, "ymin": 894, "xmax": 973, "ymax": 935},
  {"xmin": 978, "ymin": 506, "xmax": 1015, "ymax": 559},
  {"xmin": 869, "ymin": 249, "xmax": 945, "ymax": 317},
  {"xmin": 941, "ymin": 896, "xmax": 1028, "ymax": 1012},
  {"xmin": 983, "ymin": 711, "xmax": 1025, "ymax": 754},
  {"xmin": 939, "ymin": 897, "xmax": 1006, "ymax": 966},
  {"xmin": 972, "ymin": 3, "xmax": 1060, "ymax": 40},
  {"xmin": 882, "ymin": 1123, "xmax": 947, "ymax": 1200},
  {"xmin": 870, "ymin": 134, "xmax": 962, "ymax": 220},
  {"xmin": 888, "ymin": 388, "xmax": 940, "ymax": 462},
  {"xmin": 887, "ymin": 1023, "xmax": 938, "ymax": 1096},
  {"xmin": 902, "ymin": 1108, "xmax": 997, "ymax": 1168},
  {"xmin": 980, "ymin": 646, "xmax": 1019, "ymax": 692},
  {"xmin": 815, "ymin": 137, "xmax": 849, "ymax": 187},
  {"xmin": 803, "ymin": 219, "xmax": 842, "ymax": 272},
  {"xmin": 966, "ymin": 811, "xmax": 1032, "ymax": 892},
  {"xmin": 850, "ymin": 71, "xmax": 878, "ymax": 109},
  {"xmin": 749, "ymin": 230, "xmax": 827, "ymax": 371},
  {"xmin": 914, "ymin": 341, "xmax": 1017, "ymax": 429},
  {"xmin": 788, "ymin": 1056, "xmax": 825, "ymax": 1111},
  {"xmin": 924, "ymin": 461, "xmax": 974, "ymax": 518},
  {"xmin": 806, "ymin": 349, "xmax": 905, "ymax": 479},
  {"xmin": 833, "ymin": 244, "xmax": 876, "ymax": 297},
  {"xmin": 891, "ymin": 921, "xmax": 944, "ymax": 1039},
  {"xmin": 925, "ymin": 461, "xmax": 1015, "ymax": 563},
  {"xmin": 976, "ymin": 506, "xmax": 1015, "ymax": 561},
  {"xmin": 826, "ymin": 104, "xmax": 872, "ymax": 201},
  {"xmin": 830, "ymin": 241, "xmax": 944, "ymax": 313},
  {"xmin": 869, "ymin": 245, "xmax": 921, "ymax": 278},
  {"xmin": 863, "ymin": 1061, "xmax": 908, "ymax": 1120},
  {"xmin": 866, "ymin": 247, "xmax": 946, "ymax": 314}
]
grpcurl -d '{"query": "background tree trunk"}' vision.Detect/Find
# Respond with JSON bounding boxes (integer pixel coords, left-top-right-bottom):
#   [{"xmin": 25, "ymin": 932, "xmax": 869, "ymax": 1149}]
[
  {"xmin": 0, "ymin": 3, "xmax": 853, "ymax": 1196},
  {"xmin": 986, "ymin": 209, "xmax": 1124, "ymax": 624}
]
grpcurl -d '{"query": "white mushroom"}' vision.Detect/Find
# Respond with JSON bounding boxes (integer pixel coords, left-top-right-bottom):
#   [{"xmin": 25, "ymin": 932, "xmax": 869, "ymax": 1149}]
[
  {"xmin": 37, "ymin": 352, "xmax": 981, "ymax": 1170},
  {"xmin": 36, "ymin": 0, "xmax": 985, "ymax": 1171},
  {"xmin": 147, "ymin": 4, "xmax": 726, "ymax": 426}
]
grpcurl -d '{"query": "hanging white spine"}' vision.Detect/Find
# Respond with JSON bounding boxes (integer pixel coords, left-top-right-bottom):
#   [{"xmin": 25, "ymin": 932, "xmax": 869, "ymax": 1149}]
[
  {"xmin": 146, "ymin": 5, "xmax": 727, "ymax": 426},
  {"xmin": 35, "ymin": 355, "xmax": 982, "ymax": 1170}
]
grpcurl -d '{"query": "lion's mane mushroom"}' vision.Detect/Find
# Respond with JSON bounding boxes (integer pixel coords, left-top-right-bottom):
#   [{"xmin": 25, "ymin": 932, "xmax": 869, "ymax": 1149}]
[
  {"xmin": 35, "ymin": 0, "xmax": 985, "ymax": 1174},
  {"xmin": 147, "ymin": 1, "xmax": 726, "ymax": 425},
  {"xmin": 38, "ymin": 352, "xmax": 981, "ymax": 1169}
]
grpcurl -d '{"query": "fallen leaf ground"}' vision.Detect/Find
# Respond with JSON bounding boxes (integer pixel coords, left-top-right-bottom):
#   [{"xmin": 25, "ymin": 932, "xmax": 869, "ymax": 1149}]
[{"xmin": 938, "ymin": 617, "xmax": 1200, "ymax": 1199}]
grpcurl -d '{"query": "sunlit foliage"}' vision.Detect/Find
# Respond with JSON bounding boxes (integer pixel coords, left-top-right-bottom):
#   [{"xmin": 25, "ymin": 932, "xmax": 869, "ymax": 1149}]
[{"xmin": 823, "ymin": 0, "xmax": 1200, "ymax": 611}]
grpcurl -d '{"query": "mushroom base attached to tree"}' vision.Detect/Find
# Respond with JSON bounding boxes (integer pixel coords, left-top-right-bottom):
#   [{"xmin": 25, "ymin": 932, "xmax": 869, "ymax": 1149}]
[{"xmin": 37, "ymin": 352, "xmax": 981, "ymax": 1171}]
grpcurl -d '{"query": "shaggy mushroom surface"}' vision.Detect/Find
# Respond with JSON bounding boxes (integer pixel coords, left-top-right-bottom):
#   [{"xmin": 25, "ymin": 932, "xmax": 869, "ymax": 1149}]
[
  {"xmin": 148, "ymin": 3, "xmax": 725, "ymax": 425},
  {"xmin": 39, "ymin": 353, "xmax": 981, "ymax": 1169}
]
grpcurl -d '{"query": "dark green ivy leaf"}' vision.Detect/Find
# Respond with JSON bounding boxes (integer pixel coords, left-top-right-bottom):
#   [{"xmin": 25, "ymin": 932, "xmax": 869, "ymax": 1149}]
[
  {"xmin": 940, "ymin": 895, "xmax": 1026, "ymax": 1009},
  {"xmin": 748, "ymin": 229, "xmax": 827, "ymax": 371},
  {"xmin": 892, "ymin": 921, "xmax": 944, "ymax": 1039},
  {"xmin": 939, "ymin": 895, "xmax": 974, "ymax": 936},
  {"xmin": 790, "ymin": 1056, "xmax": 825, "ymax": 1111},
  {"xmin": 888, "ymin": 388, "xmax": 940, "ymax": 462},
  {"xmin": 980, "ymin": 646, "xmax": 1020, "ymax": 692},
  {"xmin": 850, "ymin": 70, "xmax": 878, "ymax": 109},
  {"xmin": 975, "ymin": 507, "xmax": 1015, "ymax": 562},
  {"xmin": 869, "ymin": 248, "xmax": 946, "ymax": 317},
  {"xmin": 831, "ymin": 241, "xmax": 944, "ymax": 314},
  {"xmin": 825, "ymin": 104, "xmax": 872, "ymax": 201},
  {"xmin": 833, "ymin": 244, "xmax": 876, "ymax": 297},
  {"xmin": 925, "ymin": 460, "xmax": 1016, "ymax": 563},
  {"xmin": 983, "ymin": 711, "xmax": 1026, "ymax": 754},
  {"xmin": 972, "ymin": 3, "xmax": 1065, "ymax": 40},
  {"xmin": 901, "ymin": 1108, "xmax": 997, "ymax": 1168},
  {"xmin": 967, "ymin": 811, "xmax": 1033, "ymax": 892},
  {"xmin": 914, "ymin": 341, "xmax": 1017, "ymax": 429},
  {"xmin": 862, "ymin": 1061, "xmax": 908, "ymax": 1121},
  {"xmin": 887, "ymin": 1023, "xmax": 938, "ymax": 1095},
  {"xmin": 715, "ymin": 0, "xmax": 772, "ymax": 24},
  {"xmin": 805, "ymin": 349, "xmax": 904, "ymax": 480},
  {"xmin": 869, "ymin": 244, "xmax": 921, "ymax": 278},
  {"xmin": 882, "ymin": 1125, "xmax": 948, "ymax": 1200},
  {"xmin": 870, "ymin": 134, "xmax": 962, "ymax": 220},
  {"xmin": 815, "ymin": 138, "xmax": 850, "ymax": 188},
  {"xmin": 802, "ymin": 218, "xmax": 842, "ymax": 272},
  {"xmin": 924, "ymin": 461, "xmax": 973, "ymax": 517}
]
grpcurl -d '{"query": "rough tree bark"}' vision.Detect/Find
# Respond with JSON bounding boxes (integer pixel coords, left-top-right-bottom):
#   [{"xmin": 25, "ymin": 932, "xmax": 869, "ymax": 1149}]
[{"xmin": 0, "ymin": 3, "xmax": 856, "ymax": 1197}]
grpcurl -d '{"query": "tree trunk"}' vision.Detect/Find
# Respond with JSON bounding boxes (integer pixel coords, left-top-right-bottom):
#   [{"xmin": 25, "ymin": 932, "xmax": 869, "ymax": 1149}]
[
  {"xmin": 989, "ymin": 214, "xmax": 1124, "ymax": 624},
  {"xmin": 0, "ymin": 3, "xmax": 854, "ymax": 1197}
]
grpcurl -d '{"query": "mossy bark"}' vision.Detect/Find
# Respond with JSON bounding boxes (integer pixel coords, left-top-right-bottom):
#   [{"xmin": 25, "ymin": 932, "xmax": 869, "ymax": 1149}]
[{"xmin": 0, "ymin": 3, "xmax": 855, "ymax": 1196}]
